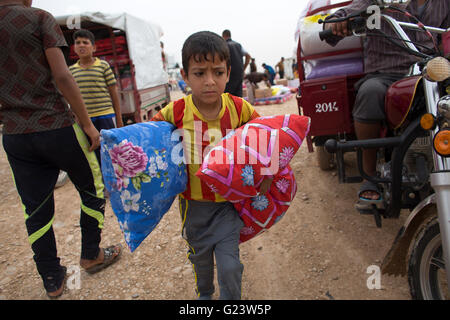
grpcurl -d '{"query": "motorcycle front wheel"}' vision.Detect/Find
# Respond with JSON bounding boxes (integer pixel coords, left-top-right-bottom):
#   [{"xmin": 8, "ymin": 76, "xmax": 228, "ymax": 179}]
[{"xmin": 408, "ymin": 217, "xmax": 449, "ymax": 300}]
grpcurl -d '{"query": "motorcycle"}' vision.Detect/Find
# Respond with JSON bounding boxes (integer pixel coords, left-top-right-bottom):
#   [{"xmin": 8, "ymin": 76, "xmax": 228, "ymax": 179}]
[{"xmin": 317, "ymin": 0, "xmax": 450, "ymax": 299}]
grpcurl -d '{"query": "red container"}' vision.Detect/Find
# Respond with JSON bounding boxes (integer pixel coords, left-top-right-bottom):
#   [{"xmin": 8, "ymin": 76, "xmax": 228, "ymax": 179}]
[
  {"xmin": 443, "ymin": 30, "xmax": 450, "ymax": 56},
  {"xmin": 299, "ymin": 74, "xmax": 362, "ymax": 137}
]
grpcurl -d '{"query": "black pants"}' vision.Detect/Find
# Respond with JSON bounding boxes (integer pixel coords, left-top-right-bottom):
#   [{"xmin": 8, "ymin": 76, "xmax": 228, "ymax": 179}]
[
  {"xmin": 2, "ymin": 124, "xmax": 105, "ymax": 279},
  {"xmin": 225, "ymin": 77, "xmax": 243, "ymax": 97}
]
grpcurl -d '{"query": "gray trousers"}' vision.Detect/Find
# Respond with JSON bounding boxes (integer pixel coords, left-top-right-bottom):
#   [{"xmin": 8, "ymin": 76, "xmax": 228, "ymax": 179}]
[
  {"xmin": 352, "ymin": 73, "xmax": 404, "ymax": 124},
  {"xmin": 179, "ymin": 198, "xmax": 244, "ymax": 300}
]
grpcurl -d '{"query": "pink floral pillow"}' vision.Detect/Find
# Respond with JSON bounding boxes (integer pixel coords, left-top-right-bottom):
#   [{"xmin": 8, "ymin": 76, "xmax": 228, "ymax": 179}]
[
  {"xmin": 196, "ymin": 114, "xmax": 310, "ymax": 242},
  {"xmin": 235, "ymin": 165, "xmax": 297, "ymax": 243}
]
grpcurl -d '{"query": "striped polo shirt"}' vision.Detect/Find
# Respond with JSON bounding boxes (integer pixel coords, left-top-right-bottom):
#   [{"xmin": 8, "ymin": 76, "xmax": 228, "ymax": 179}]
[
  {"xmin": 69, "ymin": 58, "xmax": 117, "ymax": 118},
  {"xmin": 152, "ymin": 93, "xmax": 260, "ymax": 202}
]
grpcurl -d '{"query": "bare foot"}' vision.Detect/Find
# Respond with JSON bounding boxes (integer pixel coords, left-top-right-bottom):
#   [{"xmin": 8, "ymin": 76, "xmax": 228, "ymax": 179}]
[{"xmin": 359, "ymin": 190, "xmax": 381, "ymax": 201}]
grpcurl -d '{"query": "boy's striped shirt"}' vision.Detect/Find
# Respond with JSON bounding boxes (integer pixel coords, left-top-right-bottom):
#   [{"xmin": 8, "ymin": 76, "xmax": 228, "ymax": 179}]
[
  {"xmin": 69, "ymin": 58, "xmax": 117, "ymax": 118},
  {"xmin": 152, "ymin": 93, "xmax": 260, "ymax": 202}
]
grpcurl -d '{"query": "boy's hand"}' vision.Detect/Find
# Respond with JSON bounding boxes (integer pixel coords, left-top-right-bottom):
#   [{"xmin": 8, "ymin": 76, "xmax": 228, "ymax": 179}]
[
  {"xmin": 259, "ymin": 176, "xmax": 274, "ymax": 195},
  {"xmin": 83, "ymin": 124, "xmax": 101, "ymax": 152},
  {"xmin": 115, "ymin": 115, "xmax": 124, "ymax": 128}
]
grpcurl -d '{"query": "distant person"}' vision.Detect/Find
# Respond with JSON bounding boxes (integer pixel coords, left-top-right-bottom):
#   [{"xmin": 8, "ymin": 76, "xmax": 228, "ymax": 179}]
[
  {"xmin": 152, "ymin": 31, "xmax": 267, "ymax": 300},
  {"xmin": 292, "ymin": 59, "xmax": 299, "ymax": 78},
  {"xmin": 250, "ymin": 58, "xmax": 257, "ymax": 73},
  {"xmin": 262, "ymin": 63, "xmax": 276, "ymax": 85},
  {"xmin": 70, "ymin": 29, "xmax": 124, "ymax": 166},
  {"xmin": 222, "ymin": 29, "xmax": 251, "ymax": 97},
  {"xmin": 276, "ymin": 57, "xmax": 285, "ymax": 79},
  {"xmin": 0, "ymin": 0, "xmax": 121, "ymax": 299}
]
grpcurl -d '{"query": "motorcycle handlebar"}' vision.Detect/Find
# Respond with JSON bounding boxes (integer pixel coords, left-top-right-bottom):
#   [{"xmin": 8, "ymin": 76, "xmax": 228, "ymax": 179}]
[
  {"xmin": 318, "ymin": 16, "xmax": 367, "ymax": 41},
  {"xmin": 319, "ymin": 28, "xmax": 334, "ymax": 41},
  {"xmin": 318, "ymin": 9, "xmax": 436, "ymax": 59}
]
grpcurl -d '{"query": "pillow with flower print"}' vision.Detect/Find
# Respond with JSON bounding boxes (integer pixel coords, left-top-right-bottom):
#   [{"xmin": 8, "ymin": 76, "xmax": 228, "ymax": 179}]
[
  {"xmin": 235, "ymin": 165, "xmax": 298, "ymax": 243},
  {"xmin": 101, "ymin": 122, "xmax": 187, "ymax": 252},
  {"xmin": 196, "ymin": 114, "xmax": 310, "ymax": 201}
]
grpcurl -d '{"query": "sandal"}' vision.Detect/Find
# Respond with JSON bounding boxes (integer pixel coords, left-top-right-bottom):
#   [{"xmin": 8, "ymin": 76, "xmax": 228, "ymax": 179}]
[
  {"xmin": 45, "ymin": 266, "xmax": 67, "ymax": 299},
  {"xmin": 355, "ymin": 181, "xmax": 383, "ymax": 211},
  {"xmin": 84, "ymin": 244, "xmax": 122, "ymax": 275}
]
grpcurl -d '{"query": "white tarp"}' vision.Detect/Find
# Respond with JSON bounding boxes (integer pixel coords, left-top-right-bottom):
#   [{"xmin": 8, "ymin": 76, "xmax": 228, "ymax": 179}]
[{"xmin": 56, "ymin": 12, "xmax": 169, "ymax": 90}]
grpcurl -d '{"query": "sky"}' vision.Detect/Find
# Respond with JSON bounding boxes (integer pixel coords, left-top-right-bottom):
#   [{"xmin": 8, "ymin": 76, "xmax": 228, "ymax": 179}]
[{"xmin": 33, "ymin": 0, "xmax": 309, "ymax": 69}]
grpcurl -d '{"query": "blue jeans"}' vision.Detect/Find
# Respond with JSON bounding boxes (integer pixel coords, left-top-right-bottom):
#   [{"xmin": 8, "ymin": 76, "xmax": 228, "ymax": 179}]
[{"xmin": 91, "ymin": 114, "xmax": 116, "ymax": 166}]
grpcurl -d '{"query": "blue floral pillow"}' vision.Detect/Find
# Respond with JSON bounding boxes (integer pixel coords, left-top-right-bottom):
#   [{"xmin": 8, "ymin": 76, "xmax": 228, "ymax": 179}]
[{"xmin": 100, "ymin": 122, "xmax": 187, "ymax": 252}]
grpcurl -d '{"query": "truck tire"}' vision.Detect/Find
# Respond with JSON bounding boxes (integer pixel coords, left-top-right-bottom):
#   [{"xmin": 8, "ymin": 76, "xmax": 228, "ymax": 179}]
[
  {"xmin": 316, "ymin": 146, "xmax": 335, "ymax": 171},
  {"xmin": 408, "ymin": 217, "xmax": 448, "ymax": 300}
]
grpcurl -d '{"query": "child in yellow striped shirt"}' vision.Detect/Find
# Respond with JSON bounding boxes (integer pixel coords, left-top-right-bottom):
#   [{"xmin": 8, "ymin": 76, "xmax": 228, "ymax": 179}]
[{"xmin": 70, "ymin": 29, "xmax": 123, "ymax": 164}]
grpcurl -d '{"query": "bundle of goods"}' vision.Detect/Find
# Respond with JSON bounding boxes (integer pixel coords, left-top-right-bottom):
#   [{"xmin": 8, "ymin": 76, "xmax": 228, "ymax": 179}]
[
  {"xmin": 294, "ymin": 0, "xmax": 332, "ymax": 43},
  {"xmin": 247, "ymin": 85, "xmax": 294, "ymax": 106},
  {"xmin": 197, "ymin": 114, "xmax": 311, "ymax": 243},
  {"xmin": 305, "ymin": 58, "xmax": 364, "ymax": 80},
  {"xmin": 100, "ymin": 121, "xmax": 187, "ymax": 252},
  {"xmin": 251, "ymin": 93, "xmax": 293, "ymax": 106},
  {"xmin": 299, "ymin": 14, "xmax": 364, "ymax": 80}
]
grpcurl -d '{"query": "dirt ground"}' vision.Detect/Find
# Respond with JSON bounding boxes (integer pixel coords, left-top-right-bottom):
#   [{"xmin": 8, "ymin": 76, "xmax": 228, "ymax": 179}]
[{"xmin": 0, "ymin": 90, "xmax": 413, "ymax": 300}]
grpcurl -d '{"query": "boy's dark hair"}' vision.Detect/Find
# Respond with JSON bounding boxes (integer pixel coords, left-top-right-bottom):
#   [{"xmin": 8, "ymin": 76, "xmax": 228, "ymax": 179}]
[
  {"xmin": 72, "ymin": 29, "xmax": 96, "ymax": 45},
  {"xmin": 182, "ymin": 31, "xmax": 230, "ymax": 75}
]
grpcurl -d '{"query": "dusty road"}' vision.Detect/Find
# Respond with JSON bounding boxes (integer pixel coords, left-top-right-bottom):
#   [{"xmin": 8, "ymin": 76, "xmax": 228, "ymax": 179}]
[{"xmin": 0, "ymin": 90, "xmax": 412, "ymax": 300}]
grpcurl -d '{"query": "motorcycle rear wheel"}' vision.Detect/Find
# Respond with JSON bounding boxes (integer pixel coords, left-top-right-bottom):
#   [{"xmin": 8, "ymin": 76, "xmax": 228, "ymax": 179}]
[{"xmin": 408, "ymin": 217, "xmax": 449, "ymax": 300}]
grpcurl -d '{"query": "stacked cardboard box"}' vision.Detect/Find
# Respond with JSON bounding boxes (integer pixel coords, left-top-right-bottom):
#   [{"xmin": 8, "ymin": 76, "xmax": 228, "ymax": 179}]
[
  {"xmin": 255, "ymin": 88, "xmax": 272, "ymax": 99},
  {"xmin": 275, "ymin": 79, "xmax": 288, "ymax": 86}
]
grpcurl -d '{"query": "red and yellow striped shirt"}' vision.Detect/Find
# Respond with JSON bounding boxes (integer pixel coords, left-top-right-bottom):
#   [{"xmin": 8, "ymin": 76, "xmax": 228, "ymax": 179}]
[{"xmin": 152, "ymin": 93, "xmax": 260, "ymax": 202}]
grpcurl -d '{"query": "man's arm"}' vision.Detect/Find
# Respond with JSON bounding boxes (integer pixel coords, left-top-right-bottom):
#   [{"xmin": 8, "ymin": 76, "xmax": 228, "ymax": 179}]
[
  {"xmin": 108, "ymin": 84, "xmax": 124, "ymax": 128},
  {"xmin": 45, "ymin": 47, "xmax": 100, "ymax": 151}
]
